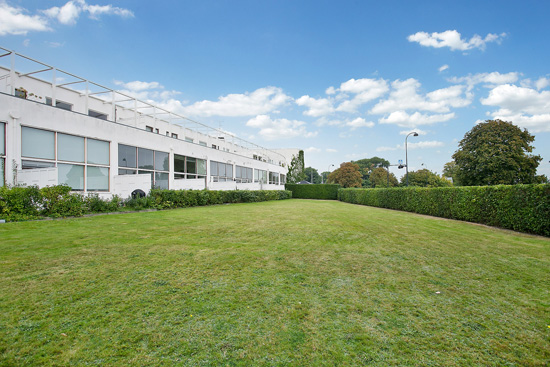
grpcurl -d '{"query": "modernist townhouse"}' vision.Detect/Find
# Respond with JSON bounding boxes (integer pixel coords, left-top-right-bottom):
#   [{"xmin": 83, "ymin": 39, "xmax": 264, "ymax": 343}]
[{"xmin": 0, "ymin": 47, "xmax": 298, "ymax": 197}]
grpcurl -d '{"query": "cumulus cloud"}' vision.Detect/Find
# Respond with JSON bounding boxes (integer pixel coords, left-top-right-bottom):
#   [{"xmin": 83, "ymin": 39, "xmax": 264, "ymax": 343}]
[
  {"xmin": 449, "ymin": 71, "xmax": 519, "ymax": 91},
  {"xmin": 345, "ymin": 117, "xmax": 375, "ymax": 129},
  {"xmin": 336, "ymin": 78, "xmax": 389, "ymax": 113},
  {"xmin": 481, "ymin": 84, "xmax": 550, "ymax": 132},
  {"xmin": 376, "ymin": 140, "xmax": 444, "ymax": 152},
  {"xmin": 379, "ymin": 111, "xmax": 455, "ymax": 127},
  {"xmin": 0, "ymin": 2, "xmax": 51, "ymax": 35},
  {"xmin": 246, "ymin": 115, "xmax": 317, "ymax": 140},
  {"xmin": 182, "ymin": 87, "xmax": 291, "ymax": 117},
  {"xmin": 296, "ymin": 95, "xmax": 335, "ymax": 117},
  {"xmin": 371, "ymin": 79, "xmax": 471, "ymax": 115},
  {"xmin": 408, "ymin": 30, "xmax": 506, "ymax": 51},
  {"xmin": 115, "ymin": 80, "xmax": 163, "ymax": 92},
  {"xmin": 43, "ymin": 0, "xmax": 133, "ymax": 26},
  {"xmin": 439, "ymin": 64, "xmax": 449, "ymax": 72}
]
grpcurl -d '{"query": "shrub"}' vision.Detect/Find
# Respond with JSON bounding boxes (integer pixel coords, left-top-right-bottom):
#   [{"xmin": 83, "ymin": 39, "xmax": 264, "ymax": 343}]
[
  {"xmin": 338, "ymin": 185, "xmax": 550, "ymax": 237},
  {"xmin": 285, "ymin": 184, "xmax": 340, "ymax": 200}
]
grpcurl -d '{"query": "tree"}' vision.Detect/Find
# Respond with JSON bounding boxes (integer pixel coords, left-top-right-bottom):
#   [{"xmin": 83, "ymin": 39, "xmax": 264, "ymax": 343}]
[
  {"xmin": 321, "ymin": 171, "xmax": 331, "ymax": 183},
  {"xmin": 286, "ymin": 150, "xmax": 306, "ymax": 183},
  {"xmin": 442, "ymin": 161, "xmax": 460, "ymax": 186},
  {"xmin": 370, "ymin": 167, "xmax": 398, "ymax": 187},
  {"xmin": 452, "ymin": 120, "xmax": 542, "ymax": 186},
  {"xmin": 352, "ymin": 157, "xmax": 390, "ymax": 187},
  {"xmin": 400, "ymin": 169, "xmax": 452, "ymax": 187},
  {"xmin": 328, "ymin": 162, "xmax": 362, "ymax": 188},
  {"xmin": 304, "ymin": 167, "xmax": 321, "ymax": 184}
]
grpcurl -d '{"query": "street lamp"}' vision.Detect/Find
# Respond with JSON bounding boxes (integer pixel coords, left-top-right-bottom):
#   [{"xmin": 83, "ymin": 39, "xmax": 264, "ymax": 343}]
[
  {"xmin": 324, "ymin": 164, "xmax": 334, "ymax": 184},
  {"xmin": 405, "ymin": 131, "xmax": 419, "ymax": 186}
]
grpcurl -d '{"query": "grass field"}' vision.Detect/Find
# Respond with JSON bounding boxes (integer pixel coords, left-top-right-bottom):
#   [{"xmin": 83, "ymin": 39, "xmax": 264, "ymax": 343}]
[{"xmin": 1, "ymin": 199, "xmax": 549, "ymax": 366}]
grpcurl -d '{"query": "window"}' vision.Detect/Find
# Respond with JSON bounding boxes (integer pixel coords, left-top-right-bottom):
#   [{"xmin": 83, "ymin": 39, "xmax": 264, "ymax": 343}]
[
  {"xmin": 88, "ymin": 110, "xmax": 108, "ymax": 120},
  {"xmin": 199, "ymin": 141, "xmax": 207, "ymax": 147},
  {"xmin": 236, "ymin": 165, "xmax": 253, "ymax": 183},
  {"xmin": 254, "ymin": 169, "xmax": 267, "ymax": 184},
  {"xmin": 146, "ymin": 126, "xmax": 153, "ymax": 132},
  {"xmin": 155, "ymin": 128, "xmax": 159, "ymax": 134},
  {"xmin": 171, "ymin": 133, "xmax": 178, "ymax": 139},
  {"xmin": 87, "ymin": 139, "xmax": 110, "ymax": 165},
  {"xmin": 21, "ymin": 128, "xmax": 109, "ymax": 191},
  {"xmin": 210, "ymin": 161, "xmax": 233, "ymax": 182},
  {"xmin": 174, "ymin": 154, "xmax": 206, "ymax": 179},
  {"xmin": 118, "ymin": 144, "xmax": 169, "ymax": 188},
  {"xmin": 58, "ymin": 133, "xmax": 84, "ymax": 163},
  {"xmin": 280, "ymin": 174, "xmax": 286, "ymax": 184},
  {"xmin": 118, "ymin": 144, "xmax": 137, "ymax": 168},
  {"xmin": 269, "ymin": 172, "xmax": 279, "ymax": 185},
  {"xmin": 46, "ymin": 97, "xmax": 72, "ymax": 111},
  {"xmin": 22, "ymin": 127, "xmax": 55, "ymax": 160},
  {"xmin": 185, "ymin": 137, "xmax": 193, "ymax": 143}
]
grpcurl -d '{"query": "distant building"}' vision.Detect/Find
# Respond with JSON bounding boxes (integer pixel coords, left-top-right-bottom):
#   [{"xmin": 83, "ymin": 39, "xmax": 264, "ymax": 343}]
[{"xmin": 0, "ymin": 47, "xmax": 299, "ymax": 197}]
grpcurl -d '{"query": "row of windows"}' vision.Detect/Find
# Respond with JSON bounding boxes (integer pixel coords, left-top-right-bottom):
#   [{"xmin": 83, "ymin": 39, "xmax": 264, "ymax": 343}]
[
  {"xmin": 174, "ymin": 154, "xmax": 207, "ymax": 180},
  {"xmin": 21, "ymin": 126, "xmax": 110, "ymax": 191},
  {"xmin": 210, "ymin": 161, "xmax": 233, "ymax": 182},
  {"xmin": 236, "ymin": 165, "xmax": 253, "ymax": 183},
  {"xmin": 118, "ymin": 144, "xmax": 169, "ymax": 189}
]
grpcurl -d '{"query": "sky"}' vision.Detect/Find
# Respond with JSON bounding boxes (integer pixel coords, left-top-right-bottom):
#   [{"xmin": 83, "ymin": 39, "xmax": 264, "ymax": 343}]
[{"xmin": 1, "ymin": 0, "xmax": 550, "ymax": 178}]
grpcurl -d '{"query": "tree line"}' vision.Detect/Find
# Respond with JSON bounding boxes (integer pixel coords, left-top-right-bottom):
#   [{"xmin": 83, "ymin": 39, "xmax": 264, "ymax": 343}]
[{"xmin": 287, "ymin": 120, "xmax": 548, "ymax": 188}]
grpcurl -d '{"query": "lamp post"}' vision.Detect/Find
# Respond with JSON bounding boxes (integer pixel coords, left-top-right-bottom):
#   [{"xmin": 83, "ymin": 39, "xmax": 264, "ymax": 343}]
[
  {"xmin": 324, "ymin": 164, "xmax": 334, "ymax": 184},
  {"xmin": 405, "ymin": 131, "xmax": 419, "ymax": 186}
]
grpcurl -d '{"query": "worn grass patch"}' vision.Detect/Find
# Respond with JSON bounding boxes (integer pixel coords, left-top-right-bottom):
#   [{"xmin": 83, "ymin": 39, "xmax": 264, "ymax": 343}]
[{"xmin": 1, "ymin": 199, "xmax": 549, "ymax": 366}]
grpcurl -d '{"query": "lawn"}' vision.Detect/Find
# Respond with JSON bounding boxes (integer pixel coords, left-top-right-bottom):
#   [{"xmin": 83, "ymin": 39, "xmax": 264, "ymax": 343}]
[{"xmin": 0, "ymin": 199, "xmax": 549, "ymax": 366}]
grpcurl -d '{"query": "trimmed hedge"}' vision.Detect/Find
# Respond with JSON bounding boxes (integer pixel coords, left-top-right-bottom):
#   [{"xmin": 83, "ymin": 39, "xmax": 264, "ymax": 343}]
[
  {"xmin": 338, "ymin": 184, "xmax": 550, "ymax": 237},
  {"xmin": 0, "ymin": 185, "xmax": 292, "ymax": 222},
  {"xmin": 285, "ymin": 184, "xmax": 340, "ymax": 200}
]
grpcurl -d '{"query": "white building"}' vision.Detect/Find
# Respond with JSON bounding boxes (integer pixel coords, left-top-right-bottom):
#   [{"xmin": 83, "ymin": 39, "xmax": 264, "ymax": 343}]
[{"xmin": 0, "ymin": 47, "xmax": 298, "ymax": 197}]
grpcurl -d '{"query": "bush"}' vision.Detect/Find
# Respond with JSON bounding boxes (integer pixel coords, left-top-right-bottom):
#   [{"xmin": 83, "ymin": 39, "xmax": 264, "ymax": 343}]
[
  {"xmin": 338, "ymin": 185, "xmax": 550, "ymax": 237},
  {"xmin": 148, "ymin": 189, "xmax": 291, "ymax": 208},
  {"xmin": 285, "ymin": 184, "xmax": 340, "ymax": 200}
]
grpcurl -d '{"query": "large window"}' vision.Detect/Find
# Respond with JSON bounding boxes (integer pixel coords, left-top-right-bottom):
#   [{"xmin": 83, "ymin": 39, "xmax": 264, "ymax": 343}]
[
  {"xmin": 236, "ymin": 165, "xmax": 253, "ymax": 183},
  {"xmin": 210, "ymin": 161, "xmax": 233, "ymax": 182},
  {"xmin": 269, "ymin": 171, "xmax": 279, "ymax": 185},
  {"xmin": 21, "ymin": 127, "xmax": 110, "ymax": 191},
  {"xmin": 254, "ymin": 169, "xmax": 267, "ymax": 184},
  {"xmin": 118, "ymin": 144, "xmax": 169, "ymax": 189},
  {"xmin": 0, "ymin": 122, "xmax": 4, "ymax": 186},
  {"xmin": 174, "ymin": 154, "xmax": 206, "ymax": 180}
]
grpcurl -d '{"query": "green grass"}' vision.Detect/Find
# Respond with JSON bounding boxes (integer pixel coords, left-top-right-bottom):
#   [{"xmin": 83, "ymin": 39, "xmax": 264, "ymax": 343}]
[{"xmin": 0, "ymin": 199, "xmax": 549, "ymax": 366}]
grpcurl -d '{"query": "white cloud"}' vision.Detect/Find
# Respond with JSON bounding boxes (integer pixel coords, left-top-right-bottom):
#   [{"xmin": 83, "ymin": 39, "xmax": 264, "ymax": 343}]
[
  {"xmin": 115, "ymin": 80, "xmax": 163, "ymax": 92},
  {"xmin": 535, "ymin": 77, "xmax": 550, "ymax": 90},
  {"xmin": 326, "ymin": 148, "xmax": 338, "ymax": 153},
  {"xmin": 408, "ymin": 30, "xmax": 506, "ymax": 51},
  {"xmin": 305, "ymin": 147, "xmax": 321, "ymax": 153},
  {"xmin": 376, "ymin": 140, "xmax": 444, "ymax": 152},
  {"xmin": 246, "ymin": 115, "xmax": 317, "ymax": 140},
  {"xmin": 399, "ymin": 129, "xmax": 428, "ymax": 136},
  {"xmin": 0, "ymin": 2, "xmax": 51, "ymax": 35},
  {"xmin": 379, "ymin": 111, "xmax": 455, "ymax": 127},
  {"xmin": 449, "ymin": 71, "xmax": 519, "ymax": 91},
  {"xmin": 345, "ymin": 117, "xmax": 375, "ymax": 130},
  {"xmin": 183, "ymin": 87, "xmax": 291, "ymax": 117},
  {"xmin": 439, "ymin": 64, "xmax": 449, "ymax": 72},
  {"xmin": 325, "ymin": 86, "xmax": 337, "ymax": 95},
  {"xmin": 296, "ymin": 95, "xmax": 334, "ymax": 117},
  {"xmin": 43, "ymin": 0, "xmax": 133, "ymax": 25},
  {"xmin": 481, "ymin": 84, "xmax": 550, "ymax": 132},
  {"xmin": 336, "ymin": 78, "xmax": 389, "ymax": 113},
  {"xmin": 371, "ymin": 79, "xmax": 471, "ymax": 115}
]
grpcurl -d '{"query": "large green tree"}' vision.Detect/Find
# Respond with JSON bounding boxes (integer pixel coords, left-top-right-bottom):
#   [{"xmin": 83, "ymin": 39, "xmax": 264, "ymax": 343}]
[
  {"xmin": 370, "ymin": 167, "xmax": 398, "ymax": 187},
  {"xmin": 442, "ymin": 161, "xmax": 460, "ymax": 186},
  {"xmin": 352, "ymin": 157, "xmax": 390, "ymax": 187},
  {"xmin": 401, "ymin": 169, "xmax": 452, "ymax": 187},
  {"xmin": 452, "ymin": 120, "xmax": 542, "ymax": 186},
  {"xmin": 286, "ymin": 150, "xmax": 306, "ymax": 183},
  {"xmin": 328, "ymin": 162, "xmax": 362, "ymax": 188},
  {"xmin": 304, "ymin": 167, "xmax": 321, "ymax": 184}
]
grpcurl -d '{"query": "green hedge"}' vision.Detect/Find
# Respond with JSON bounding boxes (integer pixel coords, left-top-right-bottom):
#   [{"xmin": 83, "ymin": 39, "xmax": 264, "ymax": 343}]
[
  {"xmin": 0, "ymin": 185, "xmax": 291, "ymax": 222},
  {"xmin": 285, "ymin": 184, "xmax": 340, "ymax": 200},
  {"xmin": 338, "ymin": 184, "xmax": 550, "ymax": 236}
]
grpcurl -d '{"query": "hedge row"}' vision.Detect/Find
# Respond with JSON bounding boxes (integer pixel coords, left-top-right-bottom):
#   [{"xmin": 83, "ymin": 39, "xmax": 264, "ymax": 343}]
[
  {"xmin": 0, "ymin": 185, "xmax": 292, "ymax": 222},
  {"xmin": 338, "ymin": 184, "xmax": 550, "ymax": 237},
  {"xmin": 285, "ymin": 184, "xmax": 340, "ymax": 200}
]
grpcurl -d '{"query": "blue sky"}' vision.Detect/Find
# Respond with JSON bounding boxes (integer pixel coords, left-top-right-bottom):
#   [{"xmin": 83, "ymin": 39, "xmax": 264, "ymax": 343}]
[{"xmin": 2, "ymin": 0, "xmax": 550, "ymax": 178}]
